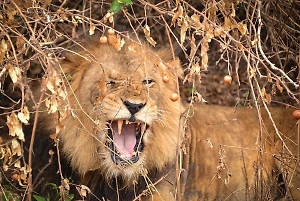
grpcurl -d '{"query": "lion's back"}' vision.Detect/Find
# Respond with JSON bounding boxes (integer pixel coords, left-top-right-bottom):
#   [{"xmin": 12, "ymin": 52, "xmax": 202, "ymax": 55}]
[{"xmin": 180, "ymin": 105, "xmax": 298, "ymax": 200}]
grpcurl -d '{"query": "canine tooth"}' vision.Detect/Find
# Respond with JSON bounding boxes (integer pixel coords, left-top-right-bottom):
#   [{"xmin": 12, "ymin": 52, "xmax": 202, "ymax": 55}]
[
  {"xmin": 131, "ymin": 152, "xmax": 136, "ymax": 157},
  {"xmin": 125, "ymin": 120, "xmax": 129, "ymax": 124},
  {"xmin": 118, "ymin": 120, "xmax": 123, "ymax": 134},
  {"xmin": 120, "ymin": 154, "xmax": 131, "ymax": 159},
  {"xmin": 141, "ymin": 123, "xmax": 146, "ymax": 134}
]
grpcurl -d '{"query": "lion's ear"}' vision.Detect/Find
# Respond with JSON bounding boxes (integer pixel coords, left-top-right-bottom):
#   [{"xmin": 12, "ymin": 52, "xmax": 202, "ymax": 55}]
[
  {"xmin": 60, "ymin": 51, "xmax": 90, "ymax": 75},
  {"xmin": 157, "ymin": 48, "xmax": 183, "ymax": 79},
  {"xmin": 63, "ymin": 51, "xmax": 86, "ymax": 66}
]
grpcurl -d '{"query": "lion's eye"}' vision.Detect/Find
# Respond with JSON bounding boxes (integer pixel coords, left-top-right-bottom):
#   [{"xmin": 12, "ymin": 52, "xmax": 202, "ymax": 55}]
[
  {"xmin": 142, "ymin": 79, "xmax": 154, "ymax": 86},
  {"xmin": 106, "ymin": 80, "xmax": 116, "ymax": 86}
]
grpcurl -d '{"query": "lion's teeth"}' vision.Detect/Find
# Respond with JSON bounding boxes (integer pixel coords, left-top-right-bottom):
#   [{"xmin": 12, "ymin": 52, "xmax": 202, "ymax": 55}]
[
  {"xmin": 141, "ymin": 123, "xmax": 146, "ymax": 134},
  {"xmin": 136, "ymin": 122, "xmax": 141, "ymax": 132},
  {"xmin": 125, "ymin": 120, "xmax": 129, "ymax": 124},
  {"xmin": 118, "ymin": 120, "xmax": 123, "ymax": 134},
  {"xmin": 120, "ymin": 154, "xmax": 131, "ymax": 159},
  {"xmin": 131, "ymin": 151, "xmax": 136, "ymax": 157}
]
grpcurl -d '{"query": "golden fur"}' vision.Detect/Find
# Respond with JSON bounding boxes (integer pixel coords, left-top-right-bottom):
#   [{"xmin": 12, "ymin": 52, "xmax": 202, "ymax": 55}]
[
  {"xmin": 32, "ymin": 36, "xmax": 300, "ymax": 200},
  {"xmin": 50, "ymin": 36, "xmax": 183, "ymax": 200},
  {"xmin": 181, "ymin": 105, "xmax": 300, "ymax": 200}
]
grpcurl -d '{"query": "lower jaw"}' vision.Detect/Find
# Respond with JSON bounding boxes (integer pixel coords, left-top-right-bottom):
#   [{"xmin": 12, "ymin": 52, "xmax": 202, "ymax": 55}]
[
  {"xmin": 107, "ymin": 133, "xmax": 144, "ymax": 165},
  {"xmin": 104, "ymin": 161, "xmax": 143, "ymax": 181}
]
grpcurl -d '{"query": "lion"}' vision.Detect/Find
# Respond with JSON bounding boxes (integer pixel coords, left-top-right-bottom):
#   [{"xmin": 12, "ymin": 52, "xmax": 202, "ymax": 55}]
[
  {"xmin": 4, "ymin": 35, "xmax": 299, "ymax": 201},
  {"xmin": 181, "ymin": 105, "xmax": 300, "ymax": 200},
  {"xmin": 27, "ymin": 35, "xmax": 184, "ymax": 201}
]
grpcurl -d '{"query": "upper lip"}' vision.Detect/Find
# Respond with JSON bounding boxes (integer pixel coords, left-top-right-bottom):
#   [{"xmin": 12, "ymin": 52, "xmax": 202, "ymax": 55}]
[{"xmin": 106, "ymin": 119, "xmax": 148, "ymax": 164}]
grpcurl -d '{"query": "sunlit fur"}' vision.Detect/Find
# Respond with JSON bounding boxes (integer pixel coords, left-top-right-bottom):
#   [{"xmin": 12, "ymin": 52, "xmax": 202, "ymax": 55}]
[
  {"xmin": 181, "ymin": 105, "xmax": 300, "ymax": 200},
  {"xmin": 34, "ymin": 36, "xmax": 300, "ymax": 201}
]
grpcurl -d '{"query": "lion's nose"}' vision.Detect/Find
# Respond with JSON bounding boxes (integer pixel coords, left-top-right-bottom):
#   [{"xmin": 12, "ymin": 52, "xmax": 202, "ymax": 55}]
[{"xmin": 123, "ymin": 100, "xmax": 145, "ymax": 121}]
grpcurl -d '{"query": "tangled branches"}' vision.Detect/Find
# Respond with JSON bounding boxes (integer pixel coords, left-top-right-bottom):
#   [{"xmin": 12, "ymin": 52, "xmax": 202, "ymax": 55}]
[{"xmin": 0, "ymin": 0, "xmax": 299, "ymax": 200}]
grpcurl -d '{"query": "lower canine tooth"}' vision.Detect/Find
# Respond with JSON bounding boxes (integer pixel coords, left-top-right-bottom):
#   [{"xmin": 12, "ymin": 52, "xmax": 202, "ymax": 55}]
[
  {"xmin": 118, "ymin": 120, "xmax": 123, "ymax": 134},
  {"xmin": 120, "ymin": 154, "xmax": 131, "ymax": 159}
]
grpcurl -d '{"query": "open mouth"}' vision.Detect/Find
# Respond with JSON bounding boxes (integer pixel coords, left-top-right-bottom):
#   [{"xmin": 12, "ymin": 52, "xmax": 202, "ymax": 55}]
[{"xmin": 106, "ymin": 120, "xmax": 148, "ymax": 164}]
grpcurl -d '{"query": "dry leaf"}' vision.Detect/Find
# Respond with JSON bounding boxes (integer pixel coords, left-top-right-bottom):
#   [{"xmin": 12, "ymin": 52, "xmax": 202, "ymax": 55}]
[
  {"xmin": 0, "ymin": 39, "xmax": 8, "ymax": 63},
  {"xmin": 194, "ymin": 91, "xmax": 207, "ymax": 103},
  {"xmin": 191, "ymin": 62, "xmax": 201, "ymax": 80},
  {"xmin": 6, "ymin": 113, "xmax": 25, "ymax": 141},
  {"xmin": 200, "ymin": 38, "xmax": 209, "ymax": 70},
  {"xmin": 251, "ymin": 37, "xmax": 258, "ymax": 46},
  {"xmin": 57, "ymin": 87, "xmax": 67, "ymax": 100},
  {"xmin": 45, "ymin": 69, "xmax": 67, "ymax": 101},
  {"xmin": 45, "ymin": 69, "xmax": 60, "ymax": 94},
  {"xmin": 2, "ymin": 165, "xmax": 8, "ymax": 171},
  {"xmin": 171, "ymin": 5, "xmax": 183, "ymax": 26},
  {"xmin": 0, "ymin": 147, "xmax": 5, "ymax": 160},
  {"xmin": 104, "ymin": 12, "xmax": 114, "ymax": 23},
  {"xmin": 6, "ymin": 63, "xmax": 21, "ymax": 84},
  {"xmin": 249, "ymin": 67, "xmax": 256, "ymax": 78},
  {"xmin": 262, "ymin": 87, "xmax": 271, "ymax": 103},
  {"xmin": 180, "ymin": 18, "xmax": 188, "ymax": 45},
  {"xmin": 62, "ymin": 178, "xmax": 70, "ymax": 190},
  {"xmin": 189, "ymin": 35, "xmax": 197, "ymax": 58},
  {"xmin": 237, "ymin": 23, "xmax": 248, "ymax": 36},
  {"xmin": 50, "ymin": 133, "xmax": 59, "ymax": 141},
  {"xmin": 45, "ymin": 96, "xmax": 58, "ymax": 113},
  {"xmin": 18, "ymin": 165, "xmax": 31, "ymax": 186},
  {"xmin": 202, "ymin": 18, "xmax": 214, "ymax": 41},
  {"xmin": 214, "ymin": 27, "xmax": 226, "ymax": 38},
  {"xmin": 89, "ymin": 24, "xmax": 95, "ymax": 35},
  {"xmin": 208, "ymin": 1, "xmax": 218, "ymax": 20},
  {"xmin": 76, "ymin": 185, "xmax": 91, "ymax": 197},
  {"xmin": 11, "ymin": 139, "xmax": 22, "ymax": 156},
  {"xmin": 230, "ymin": 3, "xmax": 236, "ymax": 17},
  {"xmin": 267, "ymin": 72, "xmax": 272, "ymax": 82},
  {"xmin": 191, "ymin": 14, "xmax": 201, "ymax": 30},
  {"xmin": 14, "ymin": 160, "xmax": 21, "ymax": 168},
  {"xmin": 16, "ymin": 36, "xmax": 26, "ymax": 53},
  {"xmin": 71, "ymin": 16, "xmax": 78, "ymax": 27},
  {"xmin": 108, "ymin": 34, "xmax": 125, "ymax": 51},
  {"xmin": 143, "ymin": 25, "xmax": 157, "ymax": 47},
  {"xmin": 276, "ymin": 79, "xmax": 283, "ymax": 93},
  {"xmin": 223, "ymin": 17, "xmax": 232, "ymax": 31},
  {"xmin": 3, "ymin": 146, "xmax": 12, "ymax": 167},
  {"xmin": 17, "ymin": 106, "xmax": 30, "ymax": 124}
]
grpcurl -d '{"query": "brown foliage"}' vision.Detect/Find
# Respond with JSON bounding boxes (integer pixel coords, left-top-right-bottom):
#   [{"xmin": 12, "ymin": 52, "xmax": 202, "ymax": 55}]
[{"xmin": 0, "ymin": 0, "xmax": 299, "ymax": 200}]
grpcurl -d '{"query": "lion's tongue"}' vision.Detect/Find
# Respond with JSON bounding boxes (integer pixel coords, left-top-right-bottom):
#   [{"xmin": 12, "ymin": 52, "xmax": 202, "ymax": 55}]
[{"xmin": 111, "ymin": 121, "xmax": 136, "ymax": 158}]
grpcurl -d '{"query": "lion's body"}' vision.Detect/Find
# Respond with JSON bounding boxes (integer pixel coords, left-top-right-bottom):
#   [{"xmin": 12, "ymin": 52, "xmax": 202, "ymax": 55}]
[
  {"xmin": 181, "ymin": 105, "xmax": 300, "ymax": 200},
  {"xmin": 5, "ymin": 36, "xmax": 298, "ymax": 201}
]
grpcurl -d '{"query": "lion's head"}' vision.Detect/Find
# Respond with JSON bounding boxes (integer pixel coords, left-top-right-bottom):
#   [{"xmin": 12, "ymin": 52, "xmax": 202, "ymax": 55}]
[{"xmin": 57, "ymin": 36, "xmax": 183, "ymax": 183}]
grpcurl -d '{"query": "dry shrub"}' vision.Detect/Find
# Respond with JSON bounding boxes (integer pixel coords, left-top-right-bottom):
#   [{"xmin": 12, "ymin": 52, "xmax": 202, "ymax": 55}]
[{"xmin": 0, "ymin": 0, "xmax": 299, "ymax": 200}]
